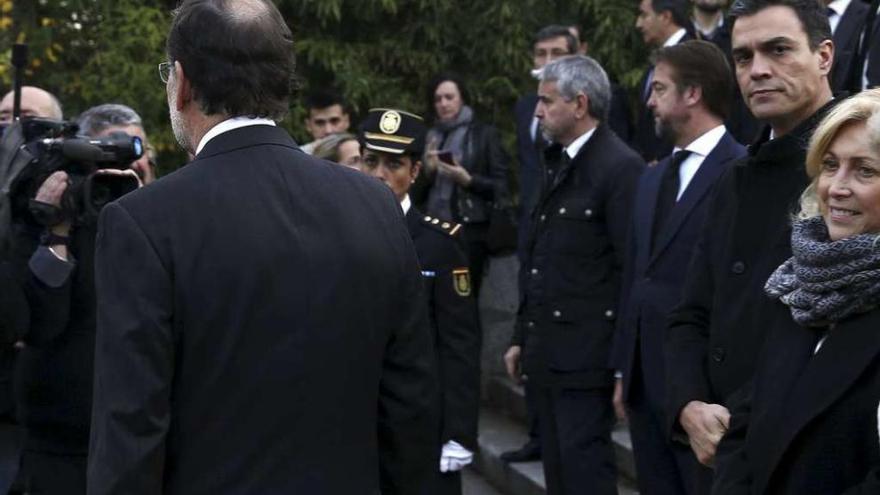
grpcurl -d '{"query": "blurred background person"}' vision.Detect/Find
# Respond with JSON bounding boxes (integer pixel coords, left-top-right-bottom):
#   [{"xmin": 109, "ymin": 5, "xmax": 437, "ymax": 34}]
[
  {"xmin": 634, "ymin": 0, "xmax": 695, "ymax": 164},
  {"xmin": 714, "ymin": 88, "xmax": 880, "ymax": 495},
  {"xmin": 311, "ymin": 132, "xmax": 362, "ymax": 170},
  {"xmin": 416, "ymin": 73, "xmax": 512, "ymax": 298},
  {"xmin": 301, "ymin": 89, "xmax": 351, "ymax": 154},
  {"xmin": 359, "ymin": 108, "xmax": 481, "ymax": 495},
  {"xmin": 692, "ymin": 0, "xmax": 728, "ymax": 43},
  {"xmin": 824, "ymin": 0, "xmax": 868, "ymax": 94},
  {"xmin": 0, "ymin": 87, "xmax": 63, "ymax": 127}
]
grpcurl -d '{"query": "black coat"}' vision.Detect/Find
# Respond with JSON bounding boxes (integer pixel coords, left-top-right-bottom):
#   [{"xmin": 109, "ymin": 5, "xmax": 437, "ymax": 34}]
[
  {"xmin": 406, "ymin": 207, "xmax": 480, "ymax": 449},
  {"xmin": 87, "ymin": 125, "xmax": 438, "ymax": 495},
  {"xmin": 612, "ymin": 131, "xmax": 745, "ymax": 403},
  {"xmin": 831, "ymin": 0, "xmax": 869, "ymax": 93},
  {"xmin": 713, "ymin": 308, "xmax": 880, "ymax": 495},
  {"xmin": 513, "ymin": 125, "xmax": 644, "ymax": 389},
  {"xmin": 664, "ymin": 101, "xmax": 836, "ymax": 437}
]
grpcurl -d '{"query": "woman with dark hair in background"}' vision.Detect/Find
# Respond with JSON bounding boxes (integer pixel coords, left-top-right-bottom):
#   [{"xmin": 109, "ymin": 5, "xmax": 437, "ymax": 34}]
[
  {"xmin": 713, "ymin": 89, "xmax": 880, "ymax": 494},
  {"xmin": 417, "ymin": 73, "xmax": 512, "ymax": 298}
]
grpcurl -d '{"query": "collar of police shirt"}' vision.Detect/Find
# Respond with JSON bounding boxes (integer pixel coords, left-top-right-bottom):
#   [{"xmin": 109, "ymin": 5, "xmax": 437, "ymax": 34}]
[
  {"xmin": 563, "ymin": 126, "xmax": 596, "ymax": 161},
  {"xmin": 827, "ymin": 0, "xmax": 851, "ymax": 34},
  {"xmin": 401, "ymin": 194, "xmax": 411, "ymax": 215},
  {"xmin": 195, "ymin": 116, "xmax": 277, "ymax": 155},
  {"xmin": 670, "ymin": 124, "xmax": 726, "ymax": 201},
  {"xmin": 663, "ymin": 27, "xmax": 687, "ymax": 48}
]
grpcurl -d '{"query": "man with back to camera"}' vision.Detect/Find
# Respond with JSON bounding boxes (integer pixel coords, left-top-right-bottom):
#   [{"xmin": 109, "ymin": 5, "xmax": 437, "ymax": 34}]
[
  {"xmin": 610, "ymin": 40, "xmax": 746, "ymax": 495},
  {"xmin": 504, "ymin": 55, "xmax": 644, "ymax": 494},
  {"xmin": 87, "ymin": 1, "xmax": 437, "ymax": 494},
  {"xmin": 664, "ymin": 0, "xmax": 837, "ymax": 469},
  {"xmin": 634, "ymin": 0, "xmax": 695, "ymax": 163},
  {"xmin": 301, "ymin": 88, "xmax": 351, "ymax": 154}
]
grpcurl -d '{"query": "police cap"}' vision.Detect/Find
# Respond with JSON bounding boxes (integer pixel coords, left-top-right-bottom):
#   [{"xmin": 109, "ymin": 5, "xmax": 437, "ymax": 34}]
[{"xmin": 359, "ymin": 108, "xmax": 425, "ymax": 155}]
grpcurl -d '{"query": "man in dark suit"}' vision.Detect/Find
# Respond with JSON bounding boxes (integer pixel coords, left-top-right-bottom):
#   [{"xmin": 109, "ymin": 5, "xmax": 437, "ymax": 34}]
[
  {"xmin": 504, "ymin": 55, "xmax": 644, "ymax": 494},
  {"xmin": 87, "ymin": 1, "xmax": 437, "ymax": 494},
  {"xmin": 611, "ymin": 40, "xmax": 746, "ymax": 495},
  {"xmin": 635, "ymin": 0, "xmax": 695, "ymax": 163},
  {"xmin": 826, "ymin": 0, "xmax": 869, "ymax": 92},
  {"xmin": 665, "ymin": 0, "xmax": 836, "ymax": 469}
]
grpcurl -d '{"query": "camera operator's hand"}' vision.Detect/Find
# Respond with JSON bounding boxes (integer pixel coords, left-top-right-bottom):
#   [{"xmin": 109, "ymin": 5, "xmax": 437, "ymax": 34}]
[
  {"xmin": 95, "ymin": 168, "xmax": 144, "ymax": 188},
  {"xmin": 35, "ymin": 171, "xmax": 72, "ymax": 260},
  {"xmin": 130, "ymin": 155, "xmax": 155, "ymax": 186},
  {"xmin": 35, "ymin": 171, "xmax": 72, "ymax": 237}
]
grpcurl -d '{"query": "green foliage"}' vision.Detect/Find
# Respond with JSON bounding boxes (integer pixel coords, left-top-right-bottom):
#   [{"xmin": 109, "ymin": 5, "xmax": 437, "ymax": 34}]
[{"xmin": 2, "ymin": 0, "xmax": 646, "ymax": 176}]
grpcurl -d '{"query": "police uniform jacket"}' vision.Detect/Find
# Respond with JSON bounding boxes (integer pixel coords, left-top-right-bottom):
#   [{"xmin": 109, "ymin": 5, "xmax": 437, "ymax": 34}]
[
  {"xmin": 406, "ymin": 206, "xmax": 480, "ymax": 449},
  {"xmin": 713, "ymin": 307, "xmax": 880, "ymax": 494},
  {"xmin": 512, "ymin": 124, "xmax": 644, "ymax": 389},
  {"xmin": 664, "ymin": 100, "xmax": 838, "ymax": 437},
  {"xmin": 87, "ymin": 125, "xmax": 438, "ymax": 495}
]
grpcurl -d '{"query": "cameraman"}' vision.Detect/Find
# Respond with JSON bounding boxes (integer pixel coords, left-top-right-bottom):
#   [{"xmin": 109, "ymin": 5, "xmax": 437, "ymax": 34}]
[{"xmin": 11, "ymin": 103, "xmax": 149, "ymax": 494}]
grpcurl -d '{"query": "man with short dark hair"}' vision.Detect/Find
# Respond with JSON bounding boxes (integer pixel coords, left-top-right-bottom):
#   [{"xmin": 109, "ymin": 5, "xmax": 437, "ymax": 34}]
[
  {"xmin": 301, "ymin": 89, "xmax": 350, "ymax": 154},
  {"xmin": 504, "ymin": 55, "xmax": 644, "ymax": 495},
  {"xmin": 665, "ymin": 0, "xmax": 836, "ymax": 469},
  {"xmin": 612, "ymin": 40, "xmax": 746, "ymax": 495},
  {"xmin": 87, "ymin": 1, "xmax": 437, "ymax": 494},
  {"xmin": 635, "ymin": 0, "xmax": 696, "ymax": 163}
]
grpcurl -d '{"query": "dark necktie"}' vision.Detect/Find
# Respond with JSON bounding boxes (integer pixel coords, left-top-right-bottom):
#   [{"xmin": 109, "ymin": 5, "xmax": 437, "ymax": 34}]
[{"xmin": 652, "ymin": 150, "xmax": 691, "ymax": 251}]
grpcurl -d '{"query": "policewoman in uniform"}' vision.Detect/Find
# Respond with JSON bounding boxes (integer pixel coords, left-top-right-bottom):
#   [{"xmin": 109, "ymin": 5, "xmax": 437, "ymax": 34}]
[{"xmin": 359, "ymin": 108, "xmax": 481, "ymax": 495}]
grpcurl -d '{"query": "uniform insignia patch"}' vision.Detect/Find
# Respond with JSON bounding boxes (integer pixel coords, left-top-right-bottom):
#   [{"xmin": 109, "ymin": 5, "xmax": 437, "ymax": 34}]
[
  {"xmin": 379, "ymin": 110, "xmax": 402, "ymax": 134},
  {"xmin": 452, "ymin": 268, "xmax": 471, "ymax": 297}
]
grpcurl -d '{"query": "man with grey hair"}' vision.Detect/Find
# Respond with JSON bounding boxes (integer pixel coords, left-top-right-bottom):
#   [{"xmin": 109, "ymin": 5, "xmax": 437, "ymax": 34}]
[
  {"xmin": 503, "ymin": 55, "xmax": 644, "ymax": 494},
  {"xmin": 77, "ymin": 103, "xmax": 155, "ymax": 184}
]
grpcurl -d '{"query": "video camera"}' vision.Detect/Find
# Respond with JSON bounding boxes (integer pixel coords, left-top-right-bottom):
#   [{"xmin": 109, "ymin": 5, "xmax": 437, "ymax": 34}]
[
  {"xmin": 17, "ymin": 117, "xmax": 143, "ymax": 226},
  {"xmin": 0, "ymin": 43, "xmax": 143, "ymax": 229}
]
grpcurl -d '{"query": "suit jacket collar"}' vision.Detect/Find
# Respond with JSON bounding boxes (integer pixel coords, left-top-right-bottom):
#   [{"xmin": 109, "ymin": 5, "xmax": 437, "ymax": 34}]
[
  {"xmin": 195, "ymin": 124, "xmax": 301, "ymax": 161},
  {"xmin": 752, "ymin": 309, "xmax": 880, "ymax": 493},
  {"xmin": 643, "ymin": 131, "xmax": 741, "ymax": 266}
]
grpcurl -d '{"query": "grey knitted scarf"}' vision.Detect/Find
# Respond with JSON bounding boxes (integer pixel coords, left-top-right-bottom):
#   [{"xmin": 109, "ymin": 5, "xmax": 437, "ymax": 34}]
[{"xmin": 765, "ymin": 216, "xmax": 880, "ymax": 327}]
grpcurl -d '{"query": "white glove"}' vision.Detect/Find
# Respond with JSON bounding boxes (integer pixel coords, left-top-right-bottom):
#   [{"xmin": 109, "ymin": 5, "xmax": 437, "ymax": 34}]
[{"xmin": 439, "ymin": 440, "xmax": 474, "ymax": 473}]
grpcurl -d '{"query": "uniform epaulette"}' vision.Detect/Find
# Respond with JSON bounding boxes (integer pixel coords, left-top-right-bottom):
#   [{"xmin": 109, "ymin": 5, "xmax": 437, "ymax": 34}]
[{"xmin": 421, "ymin": 215, "xmax": 462, "ymax": 237}]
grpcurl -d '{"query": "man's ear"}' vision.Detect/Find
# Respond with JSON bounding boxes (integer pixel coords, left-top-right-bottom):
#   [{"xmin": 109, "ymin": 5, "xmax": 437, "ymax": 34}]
[
  {"xmin": 576, "ymin": 92, "xmax": 590, "ymax": 120},
  {"xmin": 817, "ymin": 39, "xmax": 834, "ymax": 76},
  {"xmin": 683, "ymin": 85, "xmax": 702, "ymax": 107},
  {"xmin": 173, "ymin": 61, "xmax": 192, "ymax": 112}
]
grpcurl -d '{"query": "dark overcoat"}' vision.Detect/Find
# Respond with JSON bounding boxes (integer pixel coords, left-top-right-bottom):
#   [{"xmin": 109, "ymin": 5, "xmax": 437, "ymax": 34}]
[
  {"xmin": 513, "ymin": 124, "xmax": 644, "ymax": 389},
  {"xmin": 664, "ymin": 101, "xmax": 836, "ymax": 437},
  {"xmin": 713, "ymin": 308, "xmax": 880, "ymax": 495},
  {"xmin": 87, "ymin": 125, "xmax": 438, "ymax": 495}
]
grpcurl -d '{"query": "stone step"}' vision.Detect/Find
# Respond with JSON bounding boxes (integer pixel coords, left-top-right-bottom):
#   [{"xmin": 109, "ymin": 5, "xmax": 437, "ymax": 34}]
[
  {"xmin": 484, "ymin": 375, "xmax": 638, "ymax": 483},
  {"xmin": 475, "ymin": 408, "xmax": 639, "ymax": 495}
]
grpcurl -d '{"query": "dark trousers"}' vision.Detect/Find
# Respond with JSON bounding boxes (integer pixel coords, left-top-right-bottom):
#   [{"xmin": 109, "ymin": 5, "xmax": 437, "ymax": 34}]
[
  {"xmin": 525, "ymin": 380, "xmax": 541, "ymax": 444},
  {"xmin": 420, "ymin": 470, "xmax": 462, "ymax": 495},
  {"xmin": 535, "ymin": 385, "xmax": 617, "ymax": 495},
  {"xmin": 0, "ymin": 422, "xmax": 23, "ymax": 494},
  {"xmin": 13, "ymin": 450, "xmax": 86, "ymax": 495},
  {"xmin": 462, "ymin": 223, "xmax": 489, "ymax": 298},
  {"xmin": 627, "ymin": 356, "xmax": 711, "ymax": 495}
]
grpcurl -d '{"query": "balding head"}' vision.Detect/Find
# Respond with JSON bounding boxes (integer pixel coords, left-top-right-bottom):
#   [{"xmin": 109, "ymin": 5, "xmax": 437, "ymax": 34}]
[{"xmin": 0, "ymin": 86, "xmax": 63, "ymax": 124}]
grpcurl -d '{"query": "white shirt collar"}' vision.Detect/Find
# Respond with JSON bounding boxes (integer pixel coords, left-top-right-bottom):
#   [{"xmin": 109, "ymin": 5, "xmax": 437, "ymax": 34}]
[
  {"xmin": 828, "ymin": 0, "xmax": 851, "ymax": 16},
  {"xmin": 564, "ymin": 127, "xmax": 596, "ymax": 160},
  {"xmin": 196, "ymin": 116, "xmax": 277, "ymax": 155},
  {"xmin": 663, "ymin": 28, "xmax": 687, "ymax": 48},
  {"xmin": 401, "ymin": 194, "xmax": 411, "ymax": 215},
  {"xmin": 678, "ymin": 125, "xmax": 727, "ymax": 157},
  {"xmin": 694, "ymin": 16, "xmax": 724, "ymax": 37}
]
